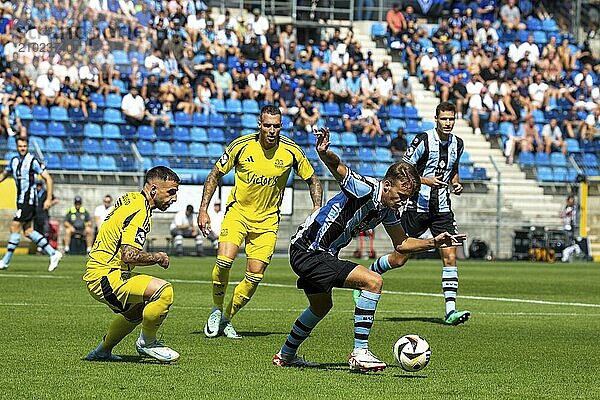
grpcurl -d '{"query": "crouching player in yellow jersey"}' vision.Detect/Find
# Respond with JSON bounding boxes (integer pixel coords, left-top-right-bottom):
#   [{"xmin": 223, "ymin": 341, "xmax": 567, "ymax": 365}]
[
  {"xmin": 84, "ymin": 166, "xmax": 180, "ymax": 362},
  {"xmin": 198, "ymin": 105, "xmax": 323, "ymax": 339}
]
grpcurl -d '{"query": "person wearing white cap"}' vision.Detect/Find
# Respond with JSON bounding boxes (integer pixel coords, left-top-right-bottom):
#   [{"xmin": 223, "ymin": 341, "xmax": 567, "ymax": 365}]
[{"xmin": 419, "ymin": 48, "xmax": 439, "ymax": 90}]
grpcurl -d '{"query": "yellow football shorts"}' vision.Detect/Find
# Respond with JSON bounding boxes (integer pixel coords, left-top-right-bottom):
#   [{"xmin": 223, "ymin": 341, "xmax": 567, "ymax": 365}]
[
  {"xmin": 218, "ymin": 207, "xmax": 278, "ymax": 264},
  {"xmin": 86, "ymin": 269, "xmax": 154, "ymax": 314}
]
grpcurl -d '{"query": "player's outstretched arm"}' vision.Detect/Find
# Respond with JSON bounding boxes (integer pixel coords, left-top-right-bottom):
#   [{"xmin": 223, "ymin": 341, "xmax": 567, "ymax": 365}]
[
  {"xmin": 386, "ymin": 225, "xmax": 466, "ymax": 254},
  {"xmin": 121, "ymin": 245, "xmax": 170, "ymax": 268},
  {"xmin": 315, "ymin": 127, "xmax": 348, "ymax": 181},
  {"xmin": 304, "ymin": 174, "xmax": 323, "ymax": 212},
  {"xmin": 198, "ymin": 165, "xmax": 224, "ymax": 236}
]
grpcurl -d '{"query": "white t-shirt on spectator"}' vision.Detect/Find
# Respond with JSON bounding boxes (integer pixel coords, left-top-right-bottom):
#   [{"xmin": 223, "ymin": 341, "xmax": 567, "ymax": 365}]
[
  {"xmin": 249, "ymin": 15, "xmax": 269, "ymax": 36},
  {"xmin": 584, "ymin": 113, "xmax": 599, "ymax": 127},
  {"xmin": 216, "ymin": 30, "xmax": 239, "ymax": 47},
  {"xmin": 170, "ymin": 210, "xmax": 195, "ymax": 231},
  {"xmin": 247, "ymin": 73, "xmax": 267, "ymax": 91},
  {"xmin": 507, "ymin": 43, "xmax": 521, "ymax": 62},
  {"xmin": 475, "ymin": 27, "xmax": 499, "ymax": 45},
  {"xmin": 574, "ymin": 73, "xmax": 593, "ymax": 87},
  {"xmin": 466, "ymin": 81, "xmax": 484, "ymax": 96},
  {"xmin": 542, "ymin": 124, "xmax": 563, "ymax": 141},
  {"xmin": 94, "ymin": 204, "xmax": 113, "ymax": 229},
  {"xmin": 145, "ymin": 54, "xmax": 165, "ymax": 75},
  {"xmin": 419, "ymin": 55, "xmax": 439, "ymax": 72},
  {"xmin": 518, "ymin": 42, "xmax": 540, "ymax": 65},
  {"xmin": 121, "ymin": 93, "xmax": 145, "ymax": 117},
  {"xmin": 35, "ymin": 74, "xmax": 60, "ymax": 97},
  {"xmin": 79, "ymin": 65, "xmax": 95, "ymax": 81},
  {"xmin": 187, "ymin": 14, "xmax": 206, "ymax": 31},
  {"xmin": 53, "ymin": 64, "xmax": 67, "ymax": 81},
  {"xmin": 376, "ymin": 76, "xmax": 394, "ymax": 97},
  {"xmin": 528, "ymin": 81, "xmax": 548, "ymax": 104}
]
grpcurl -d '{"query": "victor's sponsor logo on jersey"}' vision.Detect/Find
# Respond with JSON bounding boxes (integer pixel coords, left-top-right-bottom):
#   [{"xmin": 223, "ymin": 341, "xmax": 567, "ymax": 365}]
[{"xmin": 248, "ymin": 172, "xmax": 279, "ymax": 187}]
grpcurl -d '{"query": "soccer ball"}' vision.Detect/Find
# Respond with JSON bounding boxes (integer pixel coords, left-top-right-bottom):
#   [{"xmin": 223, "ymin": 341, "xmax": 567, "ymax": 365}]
[{"xmin": 393, "ymin": 335, "xmax": 431, "ymax": 372}]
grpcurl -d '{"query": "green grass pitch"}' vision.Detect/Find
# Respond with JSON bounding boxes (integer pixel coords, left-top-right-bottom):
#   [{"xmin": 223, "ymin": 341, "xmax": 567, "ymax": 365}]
[{"xmin": 1, "ymin": 255, "xmax": 599, "ymax": 399}]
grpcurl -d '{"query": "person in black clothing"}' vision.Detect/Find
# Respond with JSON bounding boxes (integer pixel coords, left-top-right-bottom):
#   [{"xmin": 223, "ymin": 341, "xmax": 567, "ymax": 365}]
[{"xmin": 390, "ymin": 127, "xmax": 408, "ymax": 159}]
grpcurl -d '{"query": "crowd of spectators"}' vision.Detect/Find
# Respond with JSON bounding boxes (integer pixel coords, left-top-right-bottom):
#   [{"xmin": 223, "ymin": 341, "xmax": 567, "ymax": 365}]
[
  {"xmin": 385, "ymin": 0, "xmax": 599, "ymax": 164},
  {"xmin": 0, "ymin": 0, "xmax": 418, "ymax": 143}
]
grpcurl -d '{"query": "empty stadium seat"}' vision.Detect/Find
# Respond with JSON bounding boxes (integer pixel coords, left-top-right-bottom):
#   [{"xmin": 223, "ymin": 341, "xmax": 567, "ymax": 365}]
[
  {"xmin": 208, "ymin": 128, "xmax": 226, "ymax": 142},
  {"xmin": 15, "ymin": 104, "xmax": 33, "ymax": 120},
  {"xmin": 566, "ymin": 138, "xmax": 580, "ymax": 153},
  {"xmin": 241, "ymin": 114, "xmax": 256, "ymax": 129},
  {"xmin": 174, "ymin": 111, "xmax": 192, "ymax": 126},
  {"xmin": 170, "ymin": 127, "xmax": 189, "ymax": 142},
  {"xmin": 323, "ymin": 102, "xmax": 341, "ymax": 117},
  {"xmin": 518, "ymin": 151, "xmax": 535, "ymax": 166},
  {"xmin": 152, "ymin": 156, "xmax": 170, "ymax": 168},
  {"xmin": 192, "ymin": 112, "xmax": 209, "ymax": 126},
  {"xmin": 80, "ymin": 155, "xmax": 99, "ymax": 170},
  {"xmin": 387, "ymin": 104, "xmax": 404, "ymax": 119},
  {"xmin": 136, "ymin": 140, "xmax": 154, "ymax": 156},
  {"xmin": 387, "ymin": 119, "xmax": 405, "ymax": 133},
  {"xmin": 90, "ymin": 93, "xmax": 105, "ymax": 108},
  {"xmin": 374, "ymin": 148, "xmax": 393, "ymax": 162},
  {"xmin": 582, "ymin": 153, "xmax": 599, "ymax": 167},
  {"xmin": 535, "ymin": 152, "xmax": 551, "ymax": 166},
  {"xmin": 28, "ymin": 137, "xmax": 45, "ymax": 152},
  {"xmin": 29, "ymin": 121, "xmax": 48, "ymax": 136},
  {"xmin": 68, "ymin": 107, "xmax": 85, "ymax": 122},
  {"xmin": 242, "ymin": 99, "xmax": 260, "ymax": 114},
  {"xmin": 48, "ymin": 121, "xmax": 66, "ymax": 137},
  {"xmin": 104, "ymin": 108, "xmax": 124, "ymax": 124},
  {"xmin": 190, "ymin": 127, "xmax": 208, "ymax": 142},
  {"xmin": 117, "ymin": 155, "xmax": 136, "ymax": 171},
  {"xmin": 207, "ymin": 143, "xmax": 223, "ymax": 158},
  {"xmin": 87, "ymin": 108, "xmax": 103, "ymax": 123},
  {"xmin": 225, "ymin": 99, "xmax": 242, "ymax": 113},
  {"xmin": 210, "ymin": 98, "xmax": 226, "ymax": 113},
  {"xmin": 341, "ymin": 132, "xmax": 358, "ymax": 147},
  {"xmin": 550, "ymin": 152, "xmax": 567, "ymax": 167},
  {"xmin": 50, "ymin": 106, "xmax": 69, "ymax": 122},
  {"xmin": 106, "ymin": 93, "xmax": 123, "ymax": 109},
  {"xmin": 83, "ymin": 138, "xmax": 102, "ymax": 154},
  {"xmin": 210, "ymin": 113, "xmax": 226, "ymax": 128},
  {"xmin": 359, "ymin": 163, "xmax": 375, "ymax": 176},
  {"xmin": 553, "ymin": 167, "xmax": 568, "ymax": 181},
  {"xmin": 172, "ymin": 142, "xmax": 190, "ymax": 157},
  {"xmin": 101, "ymin": 139, "xmax": 120, "ymax": 155},
  {"xmin": 154, "ymin": 141, "xmax": 172, "ymax": 156},
  {"xmin": 374, "ymin": 163, "xmax": 388, "ymax": 177},
  {"xmin": 44, "ymin": 153, "xmax": 61, "ymax": 169},
  {"xmin": 102, "ymin": 124, "xmax": 121, "ymax": 139},
  {"xmin": 83, "ymin": 123, "xmax": 102, "ymax": 138},
  {"xmin": 120, "ymin": 124, "xmax": 137, "ymax": 139},
  {"xmin": 45, "ymin": 137, "xmax": 65, "ymax": 153},
  {"xmin": 61, "ymin": 154, "xmax": 80, "ymax": 170},
  {"xmin": 370, "ymin": 23, "xmax": 387, "ymax": 38},
  {"xmin": 32, "ymin": 106, "xmax": 49, "ymax": 121},
  {"xmin": 537, "ymin": 166, "xmax": 554, "ymax": 181},
  {"xmin": 138, "ymin": 125, "xmax": 157, "ymax": 141},
  {"xmin": 404, "ymin": 106, "xmax": 419, "ymax": 119},
  {"xmin": 189, "ymin": 142, "xmax": 208, "ymax": 157},
  {"xmin": 155, "ymin": 126, "xmax": 171, "ymax": 141},
  {"xmin": 98, "ymin": 155, "xmax": 118, "ymax": 171}
]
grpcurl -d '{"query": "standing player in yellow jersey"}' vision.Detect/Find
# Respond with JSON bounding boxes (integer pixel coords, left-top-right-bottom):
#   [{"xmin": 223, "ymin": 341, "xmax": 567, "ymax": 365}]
[
  {"xmin": 198, "ymin": 105, "xmax": 323, "ymax": 339},
  {"xmin": 84, "ymin": 166, "xmax": 181, "ymax": 362}
]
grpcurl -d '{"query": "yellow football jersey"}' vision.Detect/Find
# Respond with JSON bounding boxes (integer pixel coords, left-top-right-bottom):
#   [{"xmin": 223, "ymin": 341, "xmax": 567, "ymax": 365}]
[
  {"xmin": 217, "ymin": 134, "xmax": 314, "ymax": 221},
  {"xmin": 83, "ymin": 191, "xmax": 152, "ymax": 281}
]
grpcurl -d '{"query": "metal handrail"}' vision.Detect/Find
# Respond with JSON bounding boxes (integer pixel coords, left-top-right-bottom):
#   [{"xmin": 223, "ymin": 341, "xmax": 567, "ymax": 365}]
[{"xmin": 489, "ymin": 155, "xmax": 502, "ymax": 258}]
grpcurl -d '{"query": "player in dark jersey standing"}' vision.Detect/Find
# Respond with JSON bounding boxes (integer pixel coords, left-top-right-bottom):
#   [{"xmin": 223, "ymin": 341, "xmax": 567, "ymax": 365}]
[{"xmin": 0, "ymin": 137, "xmax": 62, "ymax": 271}]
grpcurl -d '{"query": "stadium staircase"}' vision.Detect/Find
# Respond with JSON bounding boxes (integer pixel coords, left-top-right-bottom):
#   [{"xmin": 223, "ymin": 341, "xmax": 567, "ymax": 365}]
[{"xmin": 352, "ymin": 22, "xmax": 566, "ymax": 258}]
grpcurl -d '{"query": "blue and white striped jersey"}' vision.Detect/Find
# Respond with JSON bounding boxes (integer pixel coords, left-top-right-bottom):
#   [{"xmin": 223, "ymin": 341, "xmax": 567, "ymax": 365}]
[
  {"xmin": 5, "ymin": 153, "xmax": 45, "ymax": 206},
  {"xmin": 402, "ymin": 129, "xmax": 463, "ymax": 213},
  {"xmin": 291, "ymin": 168, "xmax": 402, "ymax": 256}
]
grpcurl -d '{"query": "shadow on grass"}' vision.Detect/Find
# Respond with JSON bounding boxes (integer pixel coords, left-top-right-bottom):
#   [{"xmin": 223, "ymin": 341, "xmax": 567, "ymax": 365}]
[
  {"xmin": 382, "ymin": 316, "xmax": 446, "ymax": 325},
  {"xmin": 190, "ymin": 330, "xmax": 284, "ymax": 337},
  {"xmin": 391, "ymin": 374, "xmax": 428, "ymax": 378},
  {"xmin": 82, "ymin": 355, "xmax": 177, "ymax": 364}
]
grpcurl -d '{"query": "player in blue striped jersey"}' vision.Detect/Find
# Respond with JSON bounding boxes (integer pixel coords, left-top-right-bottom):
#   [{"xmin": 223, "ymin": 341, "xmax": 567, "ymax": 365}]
[
  {"xmin": 0, "ymin": 137, "xmax": 62, "ymax": 271},
  {"xmin": 273, "ymin": 128, "xmax": 464, "ymax": 371}
]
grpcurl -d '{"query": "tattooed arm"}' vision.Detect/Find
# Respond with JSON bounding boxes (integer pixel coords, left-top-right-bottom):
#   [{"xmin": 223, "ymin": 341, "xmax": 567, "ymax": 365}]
[
  {"xmin": 197, "ymin": 165, "xmax": 224, "ymax": 236},
  {"xmin": 305, "ymin": 174, "xmax": 323, "ymax": 212},
  {"xmin": 121, "ymin": 245, "xmax": 170, "ymax": 268}
]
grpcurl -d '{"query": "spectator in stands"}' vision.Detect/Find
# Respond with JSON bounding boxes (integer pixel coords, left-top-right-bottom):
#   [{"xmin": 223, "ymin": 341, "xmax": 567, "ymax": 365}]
[
  {"xmin": 265, "ymin": 24, "xmax": 283, "ymax": 63},
  {"xmin": 420, "ymin": 48, "xmax": 439, "ymax": 90},
  {"xmin": 278, "ymin": 82, "xmax": 299, "ymax": 116},
  {"xmin": 386, "ymin": 3, "xmax": 406, "ymax": 37},
  {"xmin": 297, "ymin": 97, "xmax": 320, "ymax": 133},
  {"xmin": 121, "ymin": 86, "xmax": 145, "ymax": 127},
  {"xmin": 390, "ymin": 127, "xmax": 408, "ymax": 159},
  {"xmin": 145, "ymin": 48, "xmax": 166, "ymax": 75},
  {"xmin": 581, "ymin": 108, "xmax": 600, "ymax": 141},
  {"xmin": 375, "ymin": 69, "xmax": 394, "ymax": 105},
  {"xmin": 241, "ymin": 35, "xmax": 262, "ymax": 62},
  {"xmin": 64, "ymin": 196, "xmax": 93, "ymax": 254},
  {"xmin": 475, "ymin": 19, "xmax": 498, "ymax": 45},
  {"xmin": 562, "ymin": 107, "xmax": 584, "ymax": 139},
  {"xmin": 145, "ymin": 90, "xmax": 171, "ymax": 128},
  {"xmin": 93, "ymin": 194, "xmax": 113, "ymax": 234},
  {"xmin": 248, "ymin": 65, "xmax": 272, "ymax": 103},
  {"xmin": 330, "ymin": 68, "xmax": 349, "ymax": 102},
  {"xmin": 196, "ymin": 77, "xmax": 216, "ymax": 115},
  {"xmin": 523, "ymin": 114, "xmax": 544, "ymax": 153},
  {"xmin": 542, "ymin": 118, "xmax": 567, "ymax": 155},
  {"xmin": 315, "ymin": 71, "xmax": 331, "ymax": 101},
  {"xmin": 170, "ymin": 204, "xmax": 204, "ymax": 256},
  {"xmin": 432, "ymin": 20, "xmax": 452, "ymax": 51},
  {"xmin": 216, "ymin": 23, "xmax": 239, "ymax": 58},
  {"xmin": 295, "ymin": 50, "xmax": 316, "ymax": 82},
  {"xmin": 528, "ymin": 73, "xmax": 550, "ymax": 110},
  {"xmin": 213, "ymin": 62, "xmax": 234, "ymax": 100},
  {"xmin": 499, "ymin": 0, "xmax": 523, "ymax": 31},
  {"xmin": 249, "ymin": 8, "xmax": 269, "ymax": 45},
  {"xmin": 504, "ymin": 120, "xmax": 526, "ymax": 164},
  {"xmin": 35, "ymin": 68, "xmax": 60, "ymax": 106},
  {"xmin": 557, "ymin": 38, "xmax": 575, "ymax": 70},
  {"xmin": 359, "ymin": 100, "xmax": 385, "ymax": 138},
  {"xmin": 435, "ymin": 61, "xmax": 454, "ymax": 103},
  {"xmin": 518, "ymin": 34, "xmax": 540, "ymax": 66},
  {"xmin": 394, "ymin": 74, "xmax": 415, "ymax": 106},
  {"xmin": 466, "ymin": 75, "xmax": 486, "ymax": 135},
  {"xmin": 342, "ymin": 95, "xmax": 363, "ymax": 132}
]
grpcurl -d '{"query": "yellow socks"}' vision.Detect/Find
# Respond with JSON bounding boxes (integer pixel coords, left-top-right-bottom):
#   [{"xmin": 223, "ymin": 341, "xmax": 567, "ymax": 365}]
[
  {"xmin": 225, "ymin": 272, "xmax": 263, "ymax": 320},
  {"xmin": 141, "ymin": 283, "xmax": 174, "ymax": 343},
  {"xmin": 103, "ymin": 314, "xmax": 138, "ymax": 352},
  {"xmin": 212, "ymin": 255, "xmax": 233, "ymax": 309}
]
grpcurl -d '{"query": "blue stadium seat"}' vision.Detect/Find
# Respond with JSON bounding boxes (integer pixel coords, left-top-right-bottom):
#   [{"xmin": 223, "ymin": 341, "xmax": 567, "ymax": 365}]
[
  {"xmin": 117, "ymin": 155, "xmax": 136, "ymax": 171},
  {"xmin": 190, "ymin": 127, "xmax": 208, "ymax": 142},
  {"xmin": 404, "ymin": 106, "xmax": 419, "ymax": 120},
  {"xmin": 104, "ymin": 108, "xmax": 124, "ymax": 124},
  {"xmin": 68, "ymin": 107, "xmax": 85, "ymax": 122},
  {"xmin": 359, "ymin": 163, "xmax": 375, "ymax": 176},
  {"xmin": 112, "ymin": 79, "xmax": 127, "ymax": 94},
  {"xmin": 242, "ymin": 99, "xmax": 260, "ymax": 114},
  {"xmin": 15, "ymin": 104, "xmax": 33, "ymax": 120},
  {"xmin": 374, "ymin": 163, "xmax": 388, "ymax": 177},
  {"xmin": 208, "ymin": 128, "xmax": 226, "ymax": 142},
  {"xmin": 550, "ymin": 152, "xmax": 567, "ymax": 167},
  {"xmin": 225, "ymin": 99, "xmax": 243, "ymax": 113},
  {"xmin": 358, "ymin": 147, "xmax": 373, "ymax": 159},
  {"xmin": 83, "ymin": 138, "xmax": 102, "ymax": 154},
  {"xmin": 172, "ymin": 142, "xmax": 190, "ymax": 157},
  {"xmin": 370, "ymin": 23, "xmax": 387, "ymax": 38},
  {"xmin": 61, "ymin": 154, "xmax": 80, "ymax": 170},
  {"xmin": 152, "ymin": 156, "xmax": 170, "ymax": 168},
  {"xmin": 98, "ymin": 155, "xmax": 118, "ymax": 171},
  {"xmin": 387, "ymin": 104, "xmax": 404, "ymax": 119},
  {"xmin": 582, "ymin": 153, "xmax": 599, "ymax": 167},
  {"xmin": 531, "ymin": 109, "xmax": 545, "ymax": 123},
  {"xmin": 207, "ymin": 143, "xmax": 223, "ymax": 158},
  {"xmin": 222, "ymin": 171, "xmax": 235, "ymax": 185},
  {"xmin": 329, "ymin": 132, "xmax": 342, "ymax": 146},
  {"xmin": 80, "ymin": 155, "xmax": 99, "ymax": 170},
  {"xmin": 101, "ymin": 139, "xmax": 120, "ymax": 155},
  {"xmin": 374, "ymin": 134, "xmax": 391, "ymax": 147},
  {"xmin": 136, "ymin": 140, "xmax": 154, "ymax": 156},
  {"xmin": 542, "ymin": 18, "xmax": 559, "ymax": 32},
  {"xmin": 106, "ymin": 93, "xmax": 123, "ymax": 109},
  {"xmin": 192, "ymin": 112, "xmax": 209, "ymax": 127},
  {"xmin": 45, "ymin": 153, "xmax": 61, "ymax": 169},
  {"xmin": 241, "ymin": 114, "xmax": 256, "ymax": 129},
  {"xmin": 156, "ymin": 126, "xmax": 172, "ymax": 141},
  {"xmin": 120, "ymin": 124, "xmax": 137, "ymax": 139},
  {"xmin": 50, "ymin": 106, "xmax": 69, "ymax": 122},
  {"xmin": 210, "ymin": 98, "xmax": 226, "ymax": 113},
  {"xmin": 90, "ymin": 93, "xmax": 105, "ymax": 108},
  {"xmin": 224, "ymin": 128, "xmax": 239, "ymax": 142},
  {"xmin": 518, "ymin": 151, "xmax": 535, "ymax": 166},
  {"xmin": 139, "ymin": 157, "xmax": 152, "ymax": 171},
  {"xmin": 189, "ymin": 143, "xmax": 208, "ymax": 157},
  {"xmin": 527, "ymin": 16, "xmax": 543, "ymax": 31},
  {"xmin": 154, "ymin": 141, "xmax": 172, "ymax": 156},
  {"xmin": 210, "ymin": 113, "xmax": 226, "ymax": 128},
  {"xmin": 138, "ymin": 125, "xmax": 157, "ymax": 141},
  {"xmin": 535, "ymin": 152, "xmax": 551, "ymax": 166},
  {"xmin": 128, "ymin": 51, "xmax": 144, "ymax": 63},
  {"xmin": 357, "ymin": 133, "xmax": 373, "ymax": 147},
  {"xmin": 29, "ymin": 121, "xmax": 48, "ymax": 136},
  {"xmin": 343, "ymin": 147, "xmax": 357, "ymax": 160},
  {"xmin": 45, "ymin": 137, "xmax": 65, "ymax": 153},
  {"xmin": 64, "ymin": 138, "xmax": 81, "ymax": 153},
  {"xmin": 565, "ymin": 138, "xmax": 580, "ymax": 153},
  {"xmin": 533, "ymin": 30, "xmax": 548, "ymax": 45},
  {"xmin": 566, "ymin": 168, "xmax": 578, "ymax": 181},
  {"xmin": 32, "ymin": 106, "xmax": 49, "ymax": 121},
  {"xmin": 536, "ymin": 166, "xmax": 554, "ymax": 181},
  {"xmin": 374, "ymin": 148, "xmax": 393, "ymax": 163},
  {"xmin": 48, "ymin": 121, "xmax": 66, "ymax": 137},
  {"xmin": 87, "ymin": 107, "xmax": 103, "ymax": 123},
  {"xmin": 291, "ymin": 130, "xmax": 309, "ymax": 145},
  {"xmin": 322, "ymin": 102, "xmax": 341, "ymax": 117},
  {"xmin": 4, "ymin": 151, "xmax": 18, "ymax": 162},
  {"xmin": 341, "ymin": 131, "xmax": 358, "ymax": 147},
  {"xmin": 112, "ymin": 50, "xmax": 129, "ymax": 65},
  {"xmin": 499, "ymin": 122, "xmax": 515, "ymax": 137},
  {"xmin": 325, "ymin": 116, "xmax": 343, "ymax": 131},
  {"xmin": 171, "ymin": 127, "xmax": 189, "ymax": 142},
  {"xmin": 553, "ymin": 167, "xmax": 568, "ymax": 182},
  {"xmin": 405, "ymin": 120, "xmax": 421, "ymax": 133},
  {"xmin": 387, "ymin": 119, "xmax": 405, "ymax": 133},
  {"xmin": 83, "ymin": 123, "xmax": 102, "ymax": 138},
  {"xmin": 102, "ymin": 124, "xmax": 121, "ymax": 139},
  {"xmin": 461, "ymin": 151, "xmax": 472, "ymax": 165},
  {"xmin": 472, "ymin": 167, "xmax": 488, "ymax": 180},
  {"xmin": 28, "ymin": 136, "xmax": 45, "ymax": 152},
  {"xmin": 174, "ymin": 111, "xmax": 192, "ymax": 126},
  {"xmin": 459, "ymin": 165, "xmax": 474, "ymax": 180},
  {"xmin": 421, "ymin": 121, "xmax": 435, "ymax": 131}
]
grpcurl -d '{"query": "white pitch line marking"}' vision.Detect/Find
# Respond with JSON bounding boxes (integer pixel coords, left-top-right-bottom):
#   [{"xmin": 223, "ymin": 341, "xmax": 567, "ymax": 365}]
[{"xmin": 1, "ymin": 274, "xmax": 599, "ymax": 309}]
